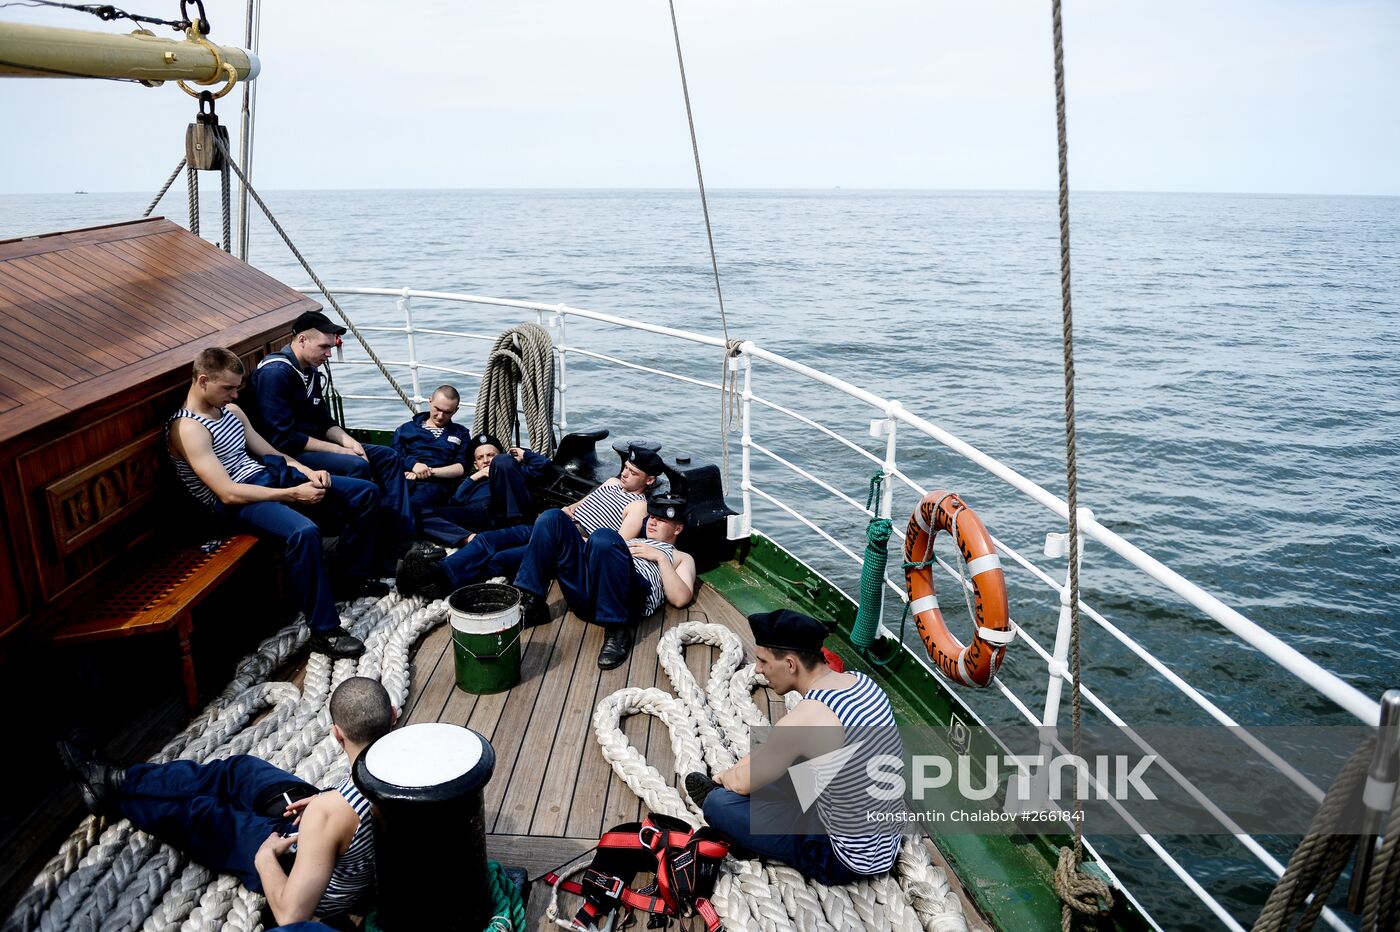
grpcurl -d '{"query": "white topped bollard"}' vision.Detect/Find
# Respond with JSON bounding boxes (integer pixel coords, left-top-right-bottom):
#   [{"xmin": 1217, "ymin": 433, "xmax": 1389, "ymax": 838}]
[{"xmin": 353, "ymin": 722, "xmax": 496, "ymax": 931}]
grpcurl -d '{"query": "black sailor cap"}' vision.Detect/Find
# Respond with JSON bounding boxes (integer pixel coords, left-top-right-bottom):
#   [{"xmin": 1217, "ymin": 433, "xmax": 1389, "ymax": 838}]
[
  {"xmin": 291, "ymin": 310, "xmax": 347, "ymax": 336},
  {"xmin": 468, "ymin": 433, "xmax": 504, "ymax": 458},
  {"xmin": 626, "ymin": 444, "xmax": 665, "ymax": 477},
  {"xmin": 748, "ymin": 609, "xmax": 830, "ymax": 653},
  {"xmin": 646, "ymin": 495, "xmax": 687, "ymax": 522}
]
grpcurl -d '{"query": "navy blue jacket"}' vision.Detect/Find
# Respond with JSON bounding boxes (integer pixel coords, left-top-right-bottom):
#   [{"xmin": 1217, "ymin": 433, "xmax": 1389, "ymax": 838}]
[
  {"xmin": 391, "ymin": 412, "xmax": 473, "ymax": 473},
  {"xmin": 450, "ymin": 446, "xmax": 553, "ymax": 507},
  {"xmin": 249, "ymin": 346, "xmax": 337, "ymax": 455}
]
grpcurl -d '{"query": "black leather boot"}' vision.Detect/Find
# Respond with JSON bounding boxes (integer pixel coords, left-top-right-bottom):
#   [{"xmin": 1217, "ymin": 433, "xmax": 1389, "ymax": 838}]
[{"xmin": 58, "ymin": 740, "xmax": 126, "ymax": 817}]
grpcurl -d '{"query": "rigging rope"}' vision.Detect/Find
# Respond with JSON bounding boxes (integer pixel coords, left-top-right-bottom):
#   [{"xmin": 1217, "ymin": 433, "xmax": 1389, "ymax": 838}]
[
  {"xmin": 473, "ymin": 323, "xmax": 557, "ymax": 457},
  {"xmin": 665, "ymin": 0, "xmax": 741, "ymax": 493},
  {"xmin": 209, "ymin": 132, "xmax": 416, "ymax": 415},
  {"xmin": 1046, "ymin": 1, "xmax": 1111, "ymax": 927},
  {"xmin": 185, "ymin": 165, "xmax": 199, "ymax": 237},
  {"xmin": 142, "ymin": 160, "xmax": 186, "ymax": 218},
  {"xmin": 1, "ymin": 0, "xmax": 198, "ymax": 32}
]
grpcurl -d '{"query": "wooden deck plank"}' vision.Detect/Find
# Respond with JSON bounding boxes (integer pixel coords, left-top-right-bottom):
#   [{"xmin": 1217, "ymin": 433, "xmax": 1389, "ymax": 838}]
[
  {"xmin": 560, "ymin": 616, "xmax": 636, "ymax": 839},
  {"xmin": 490, "ymin": 598, "xmax": 584, "ymax": 834},
  {"xmin": 402, "ymin": 623, "xmax": 456, "ymax": 728},
  {"xmin": 529, "ymin": 615, "xmax": 610, "ymax": 836},
  {"xmin": 401, "ymin": 623, "xmax": 451, "ymax": 724},
  {"xmin": 479, "ymin": 608, "xmax": 567, "ymax": 826}
]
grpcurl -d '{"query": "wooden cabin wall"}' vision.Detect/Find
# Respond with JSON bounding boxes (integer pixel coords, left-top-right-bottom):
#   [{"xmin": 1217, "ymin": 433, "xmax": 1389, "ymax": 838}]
[{"xmin": 0, "ymin": 338, "xmax": 279, "ymax": 650}]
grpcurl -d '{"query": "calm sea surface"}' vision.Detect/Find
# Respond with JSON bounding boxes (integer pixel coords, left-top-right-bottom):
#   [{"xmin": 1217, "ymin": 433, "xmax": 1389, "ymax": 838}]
[{"xmin": 4, "ymin": 188, "xmax": 1398, "ymax": 925}]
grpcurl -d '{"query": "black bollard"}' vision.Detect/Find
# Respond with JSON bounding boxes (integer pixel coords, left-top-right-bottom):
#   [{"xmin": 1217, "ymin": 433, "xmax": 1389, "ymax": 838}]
[{"xmin": 353, "ymin": 723, "xmax": 496, "ymax": 931}]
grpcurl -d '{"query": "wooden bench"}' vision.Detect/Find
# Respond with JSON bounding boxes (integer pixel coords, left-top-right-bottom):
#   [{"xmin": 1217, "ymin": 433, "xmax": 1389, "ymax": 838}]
[{"xmin": 52, "ymin": 534, "xmax": 261, "ymax": 710}]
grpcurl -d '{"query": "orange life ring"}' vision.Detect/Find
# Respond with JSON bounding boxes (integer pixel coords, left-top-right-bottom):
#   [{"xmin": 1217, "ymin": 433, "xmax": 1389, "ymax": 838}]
[{"xmin": 903, "ymin": 490, "xmax": 1012, "ymax": 687}]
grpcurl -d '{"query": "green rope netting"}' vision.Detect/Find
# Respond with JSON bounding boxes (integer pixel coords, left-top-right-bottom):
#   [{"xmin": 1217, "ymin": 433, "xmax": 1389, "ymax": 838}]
[
  {"xmin": 852, "ymin": 473, "xmax": 892, "ymax": 651},
  {"xmin": 365, "ymin": 858, "xmax": 525, "ymax": 932}
]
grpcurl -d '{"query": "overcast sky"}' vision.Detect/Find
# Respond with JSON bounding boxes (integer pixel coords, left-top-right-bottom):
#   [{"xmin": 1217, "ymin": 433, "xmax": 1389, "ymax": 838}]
[{"xmin": 2, "ymin": 0, "xmax": 1397, "ymax": 195}]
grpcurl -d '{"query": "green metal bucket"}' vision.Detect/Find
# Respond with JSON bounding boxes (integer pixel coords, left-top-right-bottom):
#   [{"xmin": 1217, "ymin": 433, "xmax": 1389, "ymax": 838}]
[{"xmin": 448, "ymin": 584, "xmax": 522, "ymax": 694}]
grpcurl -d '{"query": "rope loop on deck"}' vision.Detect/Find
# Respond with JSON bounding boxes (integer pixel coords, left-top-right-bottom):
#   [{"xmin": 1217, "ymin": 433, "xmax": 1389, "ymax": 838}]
[{"xmin": 587, "ymin": 618, "xmax": 968, "ymax": 932}]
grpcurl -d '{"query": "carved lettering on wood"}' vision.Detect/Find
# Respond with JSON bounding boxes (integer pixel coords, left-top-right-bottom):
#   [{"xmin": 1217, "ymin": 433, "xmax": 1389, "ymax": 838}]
[{"xmin": 44, "ymin": 431, "xmax": 164, "ymax": 557}]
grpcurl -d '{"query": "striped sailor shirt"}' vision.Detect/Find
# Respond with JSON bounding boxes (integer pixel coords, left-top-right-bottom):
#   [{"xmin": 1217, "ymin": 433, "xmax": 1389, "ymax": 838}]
[
  {"xmin": 315, "ymin": 775, "xmax": 376, "ymax": 917},
  {"xmin": 803, "ymin": 672, "xmax": 906, "ymax": 875},
  {"xmin": 572, "ymin": 481, "xmax": 645, "ymax": 536},
  {"xmin": 167, "ymin": 407, "xmax": 265, "ymax": 509}
]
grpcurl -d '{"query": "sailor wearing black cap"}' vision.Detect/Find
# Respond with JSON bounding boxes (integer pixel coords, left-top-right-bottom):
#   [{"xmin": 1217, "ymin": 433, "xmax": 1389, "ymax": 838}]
[
  {"xmin": 687, "ymin": 610, "xmax": 906, "ymax": 886},
  {"xmin": 513, "ymin": 495, "xmax": 696, "ymax": 669},
  {"xmin": 249, "ymin": 311, "xmax": 414, "ymax": 562},
  {"xmin": 396, "ymin": 441, "xmax": 666, "ymax": 600}
]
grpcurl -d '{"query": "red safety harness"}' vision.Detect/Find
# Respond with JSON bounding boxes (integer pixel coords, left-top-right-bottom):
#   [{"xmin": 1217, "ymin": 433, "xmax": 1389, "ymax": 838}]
[{"xmin": 544, "ymin": 812, "xmax": 731, "ymax": 930}]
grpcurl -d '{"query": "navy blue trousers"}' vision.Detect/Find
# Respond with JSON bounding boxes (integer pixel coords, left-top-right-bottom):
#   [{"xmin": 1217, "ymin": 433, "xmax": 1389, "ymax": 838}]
[
  {"xmin": 215, "ymin": 469, "xmax": 379, "ymax": 633},
  {"xmin": 119, "ymin": 755, "xmax": 315, "ymax": 892},
  {"xmin": 299, "ymin": 444, "xmax": 414, "ymax": 543},
  {"xmin": 438, "ymin": 525, "xmax": 533, "ymax": 589},
  {"xmin": 703, "ymin": 785, "xmax": 864, "ymax": 887},
  {"xmin": 513, "ymin": 510, "xmax": 648, "ymax": 626},
  {"xmin": 413, "ymin": 456, "xmax": 537, "ymax": 545}
]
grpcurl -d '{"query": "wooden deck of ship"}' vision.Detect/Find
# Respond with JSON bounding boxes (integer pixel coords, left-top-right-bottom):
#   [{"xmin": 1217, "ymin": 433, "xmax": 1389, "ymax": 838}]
[{"xmin": 401, "ymin": 581, "xmax": 988, "ymax": 930}]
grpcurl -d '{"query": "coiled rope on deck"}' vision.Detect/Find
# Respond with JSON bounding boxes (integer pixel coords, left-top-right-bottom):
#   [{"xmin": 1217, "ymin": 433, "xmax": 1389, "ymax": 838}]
[
  {"xmin": 5, "ymin": 592, "xmax": 450, "ymax": 932},
  {"xmin": 473, "ymin": 323, "xmax": 557, "ymax": 458},
  {"xmin": 586, "ymin": 620, "xmax": 968, "ymax": 932}
]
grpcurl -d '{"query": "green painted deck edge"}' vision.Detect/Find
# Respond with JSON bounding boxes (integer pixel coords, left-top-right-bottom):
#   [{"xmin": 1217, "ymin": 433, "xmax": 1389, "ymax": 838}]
[{"xmin": 701, "ymin": 534, "xmax": 1150, "ymax": 932}]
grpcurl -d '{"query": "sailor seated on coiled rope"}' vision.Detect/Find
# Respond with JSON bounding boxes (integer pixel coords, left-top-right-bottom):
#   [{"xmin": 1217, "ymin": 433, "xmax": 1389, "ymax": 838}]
[
  {"xmin": 249, "ymin": 311, "xmax": 415, "ymax": 571},
  {"xmin": 687, "ymin": 610, "xmax": 908, "ymax": 886},
  {"xmin": 512, "ymin": 493, "xmax": 697, "ymax": 669},
  {"xmin": 396, "ymin": 442, "xmax": 665, "ymax": 606},
  {"xmin": 167, "ymin": 347, "xmax": 387, "ymax": 659},
  {"xmin": 57, "ymin": 677, "xmax": 395, "ymax": 927},
  {"xmin": 391, "ymin": 387, "xmax": 551, "ymax": 547}
]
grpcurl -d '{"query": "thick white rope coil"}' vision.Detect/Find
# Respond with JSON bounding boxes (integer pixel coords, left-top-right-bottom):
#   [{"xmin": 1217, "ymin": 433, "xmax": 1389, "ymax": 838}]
[
  {"xmin": 588, "ymin": 620, "xmax": 967, "ymax": 932},
  {"xmin": 656, "ymin": 624, "xmax": 745, "ymax": 773},
  {"xmin": 592, "ymin": 688, "xmax": 706, "ymax": 822},
  {"xmin": 10, "ymin": 592, "xmax": 448, "ymax": 932}
]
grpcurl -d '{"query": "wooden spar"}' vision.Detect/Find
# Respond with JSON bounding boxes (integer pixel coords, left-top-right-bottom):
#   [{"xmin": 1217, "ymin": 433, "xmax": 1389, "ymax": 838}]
[{"xmin": 0, "ymin": 20, "xmax": 258, "ymax": 83}]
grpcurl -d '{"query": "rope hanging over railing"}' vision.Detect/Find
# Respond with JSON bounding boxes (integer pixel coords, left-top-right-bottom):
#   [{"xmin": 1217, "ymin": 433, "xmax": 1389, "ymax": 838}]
[
  {"xmin": 473, "ymin": 323, "xmax": 557, "ymax": 457},
  {"xmin": 853, "ymin": 471, "xmax": 893, "ymax": 651},
  {"xmin": 1046, "ymin": 0, "xmax": 1113, "ymax": 926}
]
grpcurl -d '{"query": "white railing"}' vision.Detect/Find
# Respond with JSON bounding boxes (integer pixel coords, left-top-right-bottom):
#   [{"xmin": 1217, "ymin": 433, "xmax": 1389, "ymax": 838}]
[{"xmin": 298, "ymin": 285, "xmax": 1382, "ymax": 930}]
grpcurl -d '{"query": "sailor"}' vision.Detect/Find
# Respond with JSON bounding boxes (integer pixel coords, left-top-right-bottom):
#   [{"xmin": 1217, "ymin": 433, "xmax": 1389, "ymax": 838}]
[
  {"xmin": 249, "ymin": 310, "xmax": 414, "ymax": 560},
  {"xmin": 389, "ymin": 387, "xmax": 545, "ymax": 546},
  {"xmin": 167, "ymin": 347, "xmax": 385, "ymax": 658},
  {"xmin": 442, "ymin": 432, "xmax": 551, "ymax": 541},
  {"xmin": 395, "ymin": 442, "xmax": 665, "ymax": 603},
  {"xmin": 59, "ymin": 677, "xmax": 393, "ymax": 927},
  {"xmin": 686, "ymin": 610, "xmax": 907, "ymax": 885},
  {"xmin": 513, "ymin": 494, "xmax": 697, "ymax": 668}
]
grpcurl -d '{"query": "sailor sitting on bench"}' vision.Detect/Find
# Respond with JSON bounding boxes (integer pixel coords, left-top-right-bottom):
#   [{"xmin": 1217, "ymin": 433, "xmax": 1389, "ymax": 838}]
[
  {"xmin": 686, "ymin": 610, "xmax": 907, "ymax": 886},
  {"xmin": 59, "ymin": 677, "xmax": 394, "ymax": 927},
  {"xmin": 395, "ymin": 443, "xmax": 665, "ymax": 604},
  {"xmin": 512, "ymin": 494, "xmax": 697, "ymax": 669}
]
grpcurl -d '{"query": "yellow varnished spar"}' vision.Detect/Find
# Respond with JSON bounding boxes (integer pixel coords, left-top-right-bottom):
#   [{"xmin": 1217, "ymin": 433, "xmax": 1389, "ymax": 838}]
[{"xmin": 0, "ymin": 20, "xmax": 257, "ymax": 86}]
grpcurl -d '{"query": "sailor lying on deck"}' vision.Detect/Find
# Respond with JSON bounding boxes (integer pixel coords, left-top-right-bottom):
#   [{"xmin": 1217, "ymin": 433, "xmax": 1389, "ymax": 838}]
[
  {"xmin": 394, "ymin": 442, "xmax": 664, "ymax": 604},
  {"xmin": 390, "ymin": 386, "xmax": 550, "ymax": 547},
  {"xmin": 58, "ymin": 678, "xmax": 395, "ymax": 927},
  {"xmin": 685, "ymin": 610, "xmax": 907, "ymax": 886},
  {"xmin": 513, "ymin": 495, "xmax": 697, "ymax": 669},
  {"xmin": 167, "ymin": 347, "xmax": 387, "ymax": 659},
  {"xmin": 250, "ymin": 310, "xmax": 414, "ymax": 567}
]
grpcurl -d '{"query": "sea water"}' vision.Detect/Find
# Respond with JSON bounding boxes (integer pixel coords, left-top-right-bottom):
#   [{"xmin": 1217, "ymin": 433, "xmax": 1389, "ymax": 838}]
[{"xmin": 3, "ymin": 188, "xmax": 1398, "ymax": 924}]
